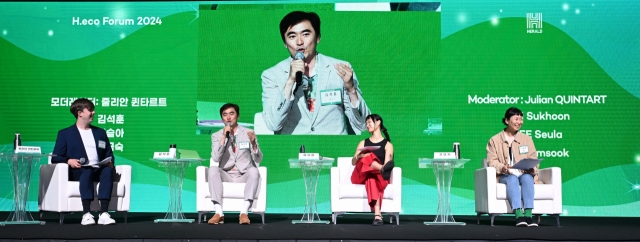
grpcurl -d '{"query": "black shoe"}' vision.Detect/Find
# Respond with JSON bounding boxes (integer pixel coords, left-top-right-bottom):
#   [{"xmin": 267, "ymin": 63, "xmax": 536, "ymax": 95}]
[
  {"xmin": 381, "ymin": 161, "xmax": 395, "ymax": 180},
  {"xmin": 372, "ymin": 215, "xmax": 383, "ymax": 226},
  {"xmin": 526, "ymin": 217, "xmax": 538, "ymax": 227},
  {"xmin": 516, "ymin": 217, "xmax": 528, "ymax": 227}
]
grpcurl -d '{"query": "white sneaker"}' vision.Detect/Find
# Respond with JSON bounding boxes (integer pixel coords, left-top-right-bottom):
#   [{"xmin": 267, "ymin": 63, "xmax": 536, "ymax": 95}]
[
  {"xmin": 81, "ymin": 213, "xmax": 95, "ymax": 225},
  {"xmin": 98, "ymin": 212, "xmax": 116, "ymax": 225},
  {"xmin": 98, "ymin": 213, "xmax": 116, "ymax": 225}
]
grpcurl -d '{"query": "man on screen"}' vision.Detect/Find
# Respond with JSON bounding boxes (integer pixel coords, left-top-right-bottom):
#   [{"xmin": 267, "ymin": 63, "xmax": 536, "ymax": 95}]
[
  {"xmin": 207, "ymin": 103, "xmax": 263, "ymax": 225},
  {"xmin": 261, "ymin": 11, "xmax": 371, "ymax": 135},
  {"xmin": 51, "ymin": 98, "xmax": 116, "ymax": 225}
]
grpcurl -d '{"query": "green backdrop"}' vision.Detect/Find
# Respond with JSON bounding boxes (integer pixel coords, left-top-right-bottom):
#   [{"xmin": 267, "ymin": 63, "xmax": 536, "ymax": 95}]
[{"xmin": 1, "ymin": 1, "xmax": 639, "ymax": 216}]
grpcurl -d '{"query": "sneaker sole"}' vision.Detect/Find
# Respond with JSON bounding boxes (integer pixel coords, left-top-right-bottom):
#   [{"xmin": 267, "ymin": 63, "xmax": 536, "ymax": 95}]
[
  {"xmin": 516, "ymin": 222, "xmax": 528, "ymax": 227},
  {"xmin": 528, "ymin": 224, "xmax": 539, "ymax": 227}
]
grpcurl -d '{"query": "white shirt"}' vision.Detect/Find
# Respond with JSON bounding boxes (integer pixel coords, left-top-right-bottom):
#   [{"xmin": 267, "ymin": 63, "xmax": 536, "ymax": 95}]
[
  {"xmin": 504, "ymin": 132, "xmax": 522, "ymax": 177},
  {"xmin": 78, "ymin": 128, "xmax": 100, "ymax": 168}
]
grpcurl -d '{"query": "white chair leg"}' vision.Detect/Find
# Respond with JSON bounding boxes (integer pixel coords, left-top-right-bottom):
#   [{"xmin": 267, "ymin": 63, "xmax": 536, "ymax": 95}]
[
  {"xmin": 59, "ymin": 212, "xmax": 68, "ymax": 225},
  {"xmin": 386, "ymin": 212, "xmax": 399, "ymax": 225},
  {"xmin": 197, "ymin": 211, "xmax": 208, "ymax": 224},
  {"xmin": 552, "ymin": 214, "xmax": 561, "ymax": 227},
  {"xmin": 490, "ymin": 213, "xmax": 501, "ymax": 226}
]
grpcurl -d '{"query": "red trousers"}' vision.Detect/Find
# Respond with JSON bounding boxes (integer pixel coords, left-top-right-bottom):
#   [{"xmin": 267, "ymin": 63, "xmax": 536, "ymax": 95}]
[{"xmin": 350, "ymin": 154, "xmax": 389, "ymax": 211}]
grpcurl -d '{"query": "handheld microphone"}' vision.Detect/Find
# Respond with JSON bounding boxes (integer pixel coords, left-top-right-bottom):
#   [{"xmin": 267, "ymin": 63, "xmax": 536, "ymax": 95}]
[
  {"xmin": 294, "ymin": 51, "xmax": 305, "ymax": 86},
  {"xmin": 79, "ymin": 158, "xmax": 86, "ymax": 166},
  {"xmin": 225, "ymin": 122, "xmax": 231, "ymax": 139}
]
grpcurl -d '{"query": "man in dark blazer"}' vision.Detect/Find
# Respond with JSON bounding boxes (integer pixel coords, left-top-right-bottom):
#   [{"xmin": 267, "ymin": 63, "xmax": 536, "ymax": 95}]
[{"xmin": 51, "ymin": 98, "xmax": 116, "ymax": 225}]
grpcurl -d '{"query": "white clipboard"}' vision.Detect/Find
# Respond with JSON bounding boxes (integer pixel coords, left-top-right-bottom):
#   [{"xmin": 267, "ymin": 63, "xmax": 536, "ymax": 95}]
[
  {"xmin": 82, "ymin": 157, "xmax": 113, "ymax": 167},
  {"xmin": 358, "ymin": 146, "xmax": 380, "ymax": 152}
]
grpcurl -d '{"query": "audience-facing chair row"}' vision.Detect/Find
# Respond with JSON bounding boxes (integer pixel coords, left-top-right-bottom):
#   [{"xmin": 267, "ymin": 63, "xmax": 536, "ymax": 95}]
[{"xmin": 37, "ymin": 156, "xmax": 561, "ymax": 226}]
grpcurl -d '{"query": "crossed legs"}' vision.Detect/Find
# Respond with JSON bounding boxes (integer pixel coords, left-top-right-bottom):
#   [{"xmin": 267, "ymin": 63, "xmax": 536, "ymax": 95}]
[{"xmin": 351, "ymin": 158, "xmax": 389, "ymax": 224}]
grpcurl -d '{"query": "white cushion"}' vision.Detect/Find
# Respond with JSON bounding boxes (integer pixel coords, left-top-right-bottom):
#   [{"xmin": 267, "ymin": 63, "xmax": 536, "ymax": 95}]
[
  {"xmin": 67, "ymin": 182, "xmax": 126, "ymax": 197},
  {"xmin": 203, "ymin": 182, "xmax": 247, "ymax": 199},
  {"xmin": 496, "ymin": 183, "xmax": 555, "ymax": 200},
  {"xmin": 338, "ymin": 184, "xmax": 395, "ymax": 199}
]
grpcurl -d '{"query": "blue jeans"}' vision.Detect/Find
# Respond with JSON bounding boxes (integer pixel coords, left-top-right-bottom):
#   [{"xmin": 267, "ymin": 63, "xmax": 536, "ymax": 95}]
[{"xmin": 499, "ymin": 173, "xmax": 534, "ymax": 210}]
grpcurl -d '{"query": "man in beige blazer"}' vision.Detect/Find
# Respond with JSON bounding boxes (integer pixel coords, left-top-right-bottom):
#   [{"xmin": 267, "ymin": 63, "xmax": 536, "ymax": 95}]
[
  {"xmin": 208, "ymin": 103, "xmax": 263, "ymax": 225},
  {"xmin": 261, "ymin": 11, "xmax": 371, "ymax": 135}
]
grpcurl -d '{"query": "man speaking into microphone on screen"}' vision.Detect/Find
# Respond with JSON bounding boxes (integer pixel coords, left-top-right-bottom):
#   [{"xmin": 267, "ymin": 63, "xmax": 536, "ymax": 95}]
[{"xmin": 261, "ymin": 11, "xmax": 371, "ymax": 135}]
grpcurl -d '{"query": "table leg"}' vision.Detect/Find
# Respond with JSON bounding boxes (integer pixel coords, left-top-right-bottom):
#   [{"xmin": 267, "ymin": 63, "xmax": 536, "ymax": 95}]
[
  {"xmin": 155, "ymin": 161, "xmax": 193, "ymax": 223},
  {"xmin": 1, "ymin": 155, "xmax": 45, "ymax": 225},
  {"xmin": 292, "ymin": 161, "xmax": 328, "ymax": 224},
  {"xmin": 425, "ymin": 162, "xmax": 465, "ymax": 225}
]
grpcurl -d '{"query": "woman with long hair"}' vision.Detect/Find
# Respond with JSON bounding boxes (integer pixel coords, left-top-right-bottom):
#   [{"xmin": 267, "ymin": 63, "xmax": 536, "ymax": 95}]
[{"xmin": 350, "ymin": 114, "xmax": 395, "ymax": 226}]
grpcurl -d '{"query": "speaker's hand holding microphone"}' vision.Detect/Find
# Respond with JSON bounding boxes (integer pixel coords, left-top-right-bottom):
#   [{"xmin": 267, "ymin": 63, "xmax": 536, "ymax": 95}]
[
  {"xmin": 294, "ymin": 51, "xmax": 305, "ymax": 82},
  {"xmin": 283, "ymin": 51, "xmax": 306, "ymax": 100},
  {"xmin": 219, "ymin": 122, "xmax": 232, "ymax": 146},
  {"xmin": 68, "ymin": 158, "xmax": 83, "ymax": 168},
  {"xmin": 224, "ymin": 122, "xmax": 232, "ymax": 139}
]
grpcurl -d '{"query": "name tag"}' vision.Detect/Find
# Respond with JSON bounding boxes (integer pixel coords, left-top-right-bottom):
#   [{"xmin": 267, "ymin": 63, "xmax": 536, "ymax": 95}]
[
  {"xmin": 434, "ymin": 152, "xmax": 456, "ymax": 159},
  {"xmin": 98, "ymin": 140, "xmax": 106, "ymax": 149},
  {"xmin": 238, "ymin": 141, "xmax": 250, "ymax": 150},
  {"xmin": 15, "ymin": 146, "xmax": 42, "ymax": 154},
  {"xmin": 299, "ymin": 153, "xmax": 320, "ymax": 160},
  {"xmin": 519, "ymin": 145, "xmax": 529, "ymax": 154},
  {"xmin": 153, "ymin": 152, "xmax": 174, "ymax": 159},
  {"xmin": 320, "ymin": 88, "xmax": 342, "ymax": 105}
]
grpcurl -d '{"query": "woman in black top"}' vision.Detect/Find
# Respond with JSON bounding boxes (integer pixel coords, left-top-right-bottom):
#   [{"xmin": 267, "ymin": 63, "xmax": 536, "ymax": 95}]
[{"xmin": 351, "ymin": 114, "xmax": 395, "ymax": 225}]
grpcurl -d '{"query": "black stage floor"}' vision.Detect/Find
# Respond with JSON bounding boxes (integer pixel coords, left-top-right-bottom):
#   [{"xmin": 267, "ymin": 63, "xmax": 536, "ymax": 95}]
[{"xmin": 1, "ymin": 212, "xmax": 639, "ymax": 241}]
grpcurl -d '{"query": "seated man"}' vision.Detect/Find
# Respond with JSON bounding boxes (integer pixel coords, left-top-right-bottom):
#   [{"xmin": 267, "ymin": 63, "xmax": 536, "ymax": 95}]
[
  {"xmin": 208, "ymin": 103, "xmax": 263, "ymax": 225},
  {"xmin": 51, "ymin": 98, "xmax": 116, "ymax": 225}
]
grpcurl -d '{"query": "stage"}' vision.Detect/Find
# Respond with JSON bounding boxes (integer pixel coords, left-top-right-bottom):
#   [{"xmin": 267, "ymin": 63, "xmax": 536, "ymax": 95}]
[{"xmin": 1, "ymin": 212, "xmax": 639, "ymax": 241}]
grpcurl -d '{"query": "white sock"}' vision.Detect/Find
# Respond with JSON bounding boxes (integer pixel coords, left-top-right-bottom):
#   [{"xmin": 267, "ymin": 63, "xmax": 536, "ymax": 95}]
[
  {"xmin": 240, "ymin": 200, "xmax": 252, "ymax": 214},
  {"xmin": 214, "ymin": 202, "xmax": 224, "ymax": 217}
]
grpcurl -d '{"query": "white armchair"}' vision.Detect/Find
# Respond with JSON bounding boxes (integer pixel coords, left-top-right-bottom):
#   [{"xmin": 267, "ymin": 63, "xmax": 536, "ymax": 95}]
[
  {"xmin": 331, "ymin": 157, "xmax": 402, "ymax": 224},
  {"xmin": 474, "ymin": 159, "xmax": 562, "ymax": 226},
  {"xmin": 38, "ymin": 162, "xmax": 132, "ymax": 224},
  {"xmin": 196, "ymin": 158, "xmax": 267, "ymax": 224}
]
